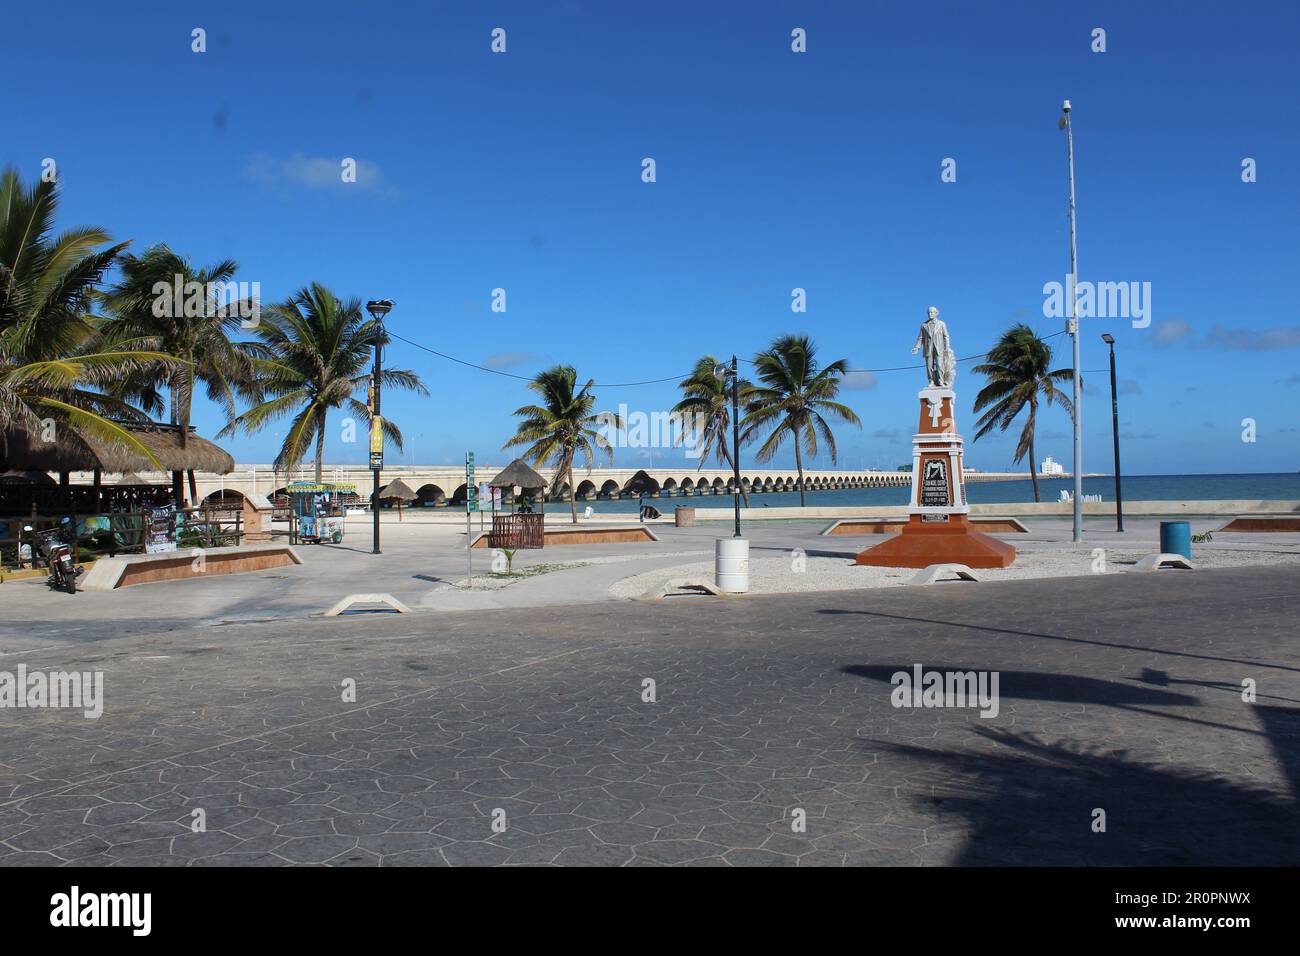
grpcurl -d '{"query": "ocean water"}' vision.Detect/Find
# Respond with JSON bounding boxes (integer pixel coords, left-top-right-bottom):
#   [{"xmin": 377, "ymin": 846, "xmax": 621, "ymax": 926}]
[{"xmin": 518, "ymin": 473, "xmax": 1300, "ymax": 514}]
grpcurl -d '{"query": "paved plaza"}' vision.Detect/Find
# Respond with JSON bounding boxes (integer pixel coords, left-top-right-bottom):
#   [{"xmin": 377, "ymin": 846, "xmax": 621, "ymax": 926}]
[{"xmin": 1, "ymin": 559, "xmax": 1296, "ymax": 866}]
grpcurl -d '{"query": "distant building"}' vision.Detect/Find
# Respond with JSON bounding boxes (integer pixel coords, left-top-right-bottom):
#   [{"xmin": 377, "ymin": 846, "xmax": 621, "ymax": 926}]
[{"xmin": 1041, "ymin": 455, "xmax": 1065, "ymax": 476}]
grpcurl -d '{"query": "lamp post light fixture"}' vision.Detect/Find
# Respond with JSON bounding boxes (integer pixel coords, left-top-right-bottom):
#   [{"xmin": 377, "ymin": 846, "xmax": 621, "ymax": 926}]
[
  {"xmin": 1061, "ymin": 98, "xmax": 1084, "ymax": 544},
  {"xmin": 365, "ymin": 298, "xmax": 393, "ymax": 555},
  {"xmin": 713, "ymin": 355, "xmax": 743, "ymax": 538},
  {"xmin": 1101, "ymin": 333, "xmax": 1123, "ymax": 532}
]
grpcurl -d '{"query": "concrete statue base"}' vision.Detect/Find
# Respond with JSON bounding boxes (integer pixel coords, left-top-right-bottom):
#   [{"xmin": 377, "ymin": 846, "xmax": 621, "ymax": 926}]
[{"xmin": 855, "ymin": 384, "xmax": 1016, "ymax": 570}]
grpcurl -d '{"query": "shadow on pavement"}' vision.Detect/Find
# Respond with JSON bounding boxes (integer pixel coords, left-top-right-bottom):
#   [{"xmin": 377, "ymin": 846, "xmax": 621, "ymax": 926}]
[{"xmin": 865, "ymin": 725, "xmax": 1300, "ymax": 865}]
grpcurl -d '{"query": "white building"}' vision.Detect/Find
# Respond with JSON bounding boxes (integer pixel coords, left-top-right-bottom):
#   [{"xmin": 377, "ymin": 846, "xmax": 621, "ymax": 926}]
[{"xmin": 1040, "ymin": 455, "xmax": 1065, "ymax": 476}]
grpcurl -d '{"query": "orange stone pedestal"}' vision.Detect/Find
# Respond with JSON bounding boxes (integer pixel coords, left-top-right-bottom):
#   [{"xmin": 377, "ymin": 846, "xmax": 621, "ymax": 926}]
[
  {"xmin": 855, "ymin": 385, "xmax": 1016, "ymax": 569},
  {"xmin": 853, "ymin": 513, "xmax": 1016, "ymax": 569}
]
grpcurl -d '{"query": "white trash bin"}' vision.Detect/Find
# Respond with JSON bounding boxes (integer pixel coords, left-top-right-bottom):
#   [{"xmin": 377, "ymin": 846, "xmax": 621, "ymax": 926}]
[{"xmin": 715, "ymin": 537, "xmax": 750, "ymax": 593}]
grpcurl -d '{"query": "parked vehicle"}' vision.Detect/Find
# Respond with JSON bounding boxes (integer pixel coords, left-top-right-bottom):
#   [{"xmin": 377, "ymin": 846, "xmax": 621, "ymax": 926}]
[{"xmin": 26, "ymin": 519, "xmax": 83, "ymax": 594}]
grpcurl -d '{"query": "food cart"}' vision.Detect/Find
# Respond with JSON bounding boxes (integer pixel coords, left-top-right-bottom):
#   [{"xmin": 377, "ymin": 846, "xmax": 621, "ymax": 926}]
[{"xmin": 287, "ymin": 482, "xmax": 354, "ymax": 545}]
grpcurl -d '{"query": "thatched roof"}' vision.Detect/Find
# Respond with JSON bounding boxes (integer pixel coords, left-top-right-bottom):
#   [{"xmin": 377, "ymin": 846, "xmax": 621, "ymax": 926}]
[
  {"xmin": 378, "ymin": 478, "xmax": 418, "ymax": 501},
  {"xmin": 489, "ymin": 458, "xmax": 547, "ymax": 489},
  {"xmin": 1, "ymin": 423, "xmax": 235, "ymax": 474},
  {"xmin": 623, "ymin": 469, "xmax": 660, "ymax": 495}
]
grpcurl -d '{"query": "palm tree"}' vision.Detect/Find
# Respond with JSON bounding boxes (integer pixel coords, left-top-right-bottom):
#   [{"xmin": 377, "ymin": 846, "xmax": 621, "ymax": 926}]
[
  {"xmin": 672, "ymin": 355, "xmax": 751, "ymax": 505},
  {"xmin": 219, "ymin": 283, "xmax": 425, "ymax": 481},
  {"xmin": 504, "ymin": 365, "xmax": 615, "ymax": 523},
  {"xmin": 102, "ymin": 244, "xmax": 259, "ymax": 446},
  {"xmin": 739, "ymin": 335, "xmax": 861, "ymax": 506},
  {"xmin": 0, "ymin": 167, "xmax": 176, "ymax": 466},
  {"xmin": 971, "ymin": 324, "xmax": 1074, "ymax": 503}
]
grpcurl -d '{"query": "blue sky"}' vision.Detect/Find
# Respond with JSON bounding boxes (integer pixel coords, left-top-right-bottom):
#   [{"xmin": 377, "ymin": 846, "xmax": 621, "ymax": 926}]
[{"xmin": 9, "ymin": 0, "xmax": 1299, "ymax": 474}]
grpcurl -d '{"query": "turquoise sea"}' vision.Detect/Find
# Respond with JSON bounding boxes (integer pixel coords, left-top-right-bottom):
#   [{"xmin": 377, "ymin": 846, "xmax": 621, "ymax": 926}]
[{"xmin": 524, "ymin": 473, "xmax": 1300, "ymax": 514}]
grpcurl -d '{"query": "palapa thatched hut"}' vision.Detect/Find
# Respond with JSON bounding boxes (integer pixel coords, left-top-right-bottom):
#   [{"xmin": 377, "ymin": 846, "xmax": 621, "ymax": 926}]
[
  {"xmin": 0, "ymin": 421, "xmax": 234, "ymax": 508},
  {"xmin": 378, "ymin": 477, "xmax": 418, "ymax": 520},
  {"xmin": 488, "ymin": 459, "xmax": 548, "ymax": 512}
]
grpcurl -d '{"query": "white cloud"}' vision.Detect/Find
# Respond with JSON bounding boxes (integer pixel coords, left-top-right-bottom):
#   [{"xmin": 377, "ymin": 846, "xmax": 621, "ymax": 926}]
[
  {"xmin": 245, "ymin": 152, "xmax": 388, "ymax": 193},
  {"xmin": 842, "ymin": 369, "xmax": 878, "ymax": 390},
  {"xmin": 1153, "ymin": 319, "xmax": 1193, "ymax": 345},
  {"xmin": 483, "ymin": 351, "xmax": 543, "ymax": 370}
]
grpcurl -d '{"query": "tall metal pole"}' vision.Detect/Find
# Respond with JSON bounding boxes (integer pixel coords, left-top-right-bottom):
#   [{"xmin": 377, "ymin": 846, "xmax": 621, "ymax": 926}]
[
  {"xmin": 371, "ymin": 325, "xmax": 382, "ymax": 555},
  {"xmin": 1063, "ymin": 99, "xmax": 1083, "ymax": 543},
  {"xmin": 1106, "ymin": 339, "xmax": 1124, "ymax": 532},
  {"xmin": 731, "ymin": 354, "xmax": 742, "ymax": 538}
]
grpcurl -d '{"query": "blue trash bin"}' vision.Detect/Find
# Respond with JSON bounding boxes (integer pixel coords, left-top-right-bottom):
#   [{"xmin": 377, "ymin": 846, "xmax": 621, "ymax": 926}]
[{"xmin": 1160, "ymin": 520, "xmax": 1192, "ymax": 559}]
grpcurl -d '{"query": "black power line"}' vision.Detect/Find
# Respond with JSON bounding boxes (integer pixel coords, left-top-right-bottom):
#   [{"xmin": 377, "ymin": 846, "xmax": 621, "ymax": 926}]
[{"xmin": 386, "ymin": 328, "xmax": 1069, "ymax": 387}]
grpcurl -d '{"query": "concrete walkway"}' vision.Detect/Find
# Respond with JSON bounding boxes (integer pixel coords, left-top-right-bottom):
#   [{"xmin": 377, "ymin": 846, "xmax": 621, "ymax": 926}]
[
  {"xmin": 0, "ymin": 566, "xmax": 1295, "ymax": 866},
  {"xmin": 1, "ymin": 516, "xmax": 1297, "ymax": 655}
]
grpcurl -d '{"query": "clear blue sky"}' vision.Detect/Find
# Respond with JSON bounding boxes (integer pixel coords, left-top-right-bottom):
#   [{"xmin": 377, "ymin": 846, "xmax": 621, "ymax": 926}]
[{"xmin": 9, "ymin": 0, "xmax": 1298, "ymax": 474}]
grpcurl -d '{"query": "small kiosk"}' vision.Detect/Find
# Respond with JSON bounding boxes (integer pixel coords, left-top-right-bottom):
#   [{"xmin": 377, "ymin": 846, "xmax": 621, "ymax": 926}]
[{"xmin": 287, "ymin": 482, "xmax": 354, "ymax": 545}]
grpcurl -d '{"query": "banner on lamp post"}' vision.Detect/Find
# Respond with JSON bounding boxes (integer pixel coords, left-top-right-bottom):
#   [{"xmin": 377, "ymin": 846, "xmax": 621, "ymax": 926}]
[{"xmin": 369, "ymin": 417, "xmax": 383, "ymax": 469}]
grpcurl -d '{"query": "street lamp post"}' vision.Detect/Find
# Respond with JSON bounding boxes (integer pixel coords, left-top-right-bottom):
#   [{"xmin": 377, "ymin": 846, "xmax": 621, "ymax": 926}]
[
  {"xmin": 714, "ymin": 355, "xmax": 743, "ymax": 538},
  {"xmin": 1062, "ymin": 98, "xmax": 1083, "ymax": 544},
  {"xmin": 366, "ymin": 299, "xmax": 393, "ymax": 555},
  {"xmin": 1101, "ymin": 333, "xmax": 1123, "ymax": 532}
]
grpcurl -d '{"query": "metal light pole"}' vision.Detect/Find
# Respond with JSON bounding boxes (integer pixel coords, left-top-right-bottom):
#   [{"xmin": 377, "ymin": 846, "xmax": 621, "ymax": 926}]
[
  {"xmin": 1062, "ymin": 99, "xmax": 1083, "ymax": 543},
  {"xmin": 366, "ymin": 299, "xmax": 393, "ymax": 555},
  {"xmin": 730, "ymin": 354, "xmax": 742, "ymax": 538},
  {"xmin": 715, "ymin": 356, "xmax": 743, "ymax": 537},
  {"xmin": 1102, "ymin": 333, "xmax": 1123, "ymax": 531}
]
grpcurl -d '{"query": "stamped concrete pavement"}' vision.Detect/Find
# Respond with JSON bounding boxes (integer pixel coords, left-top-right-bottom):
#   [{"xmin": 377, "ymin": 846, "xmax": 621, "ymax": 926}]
[{"xmin": 0, "ymin": 566, "xmax": 1296, "ymax": 866}]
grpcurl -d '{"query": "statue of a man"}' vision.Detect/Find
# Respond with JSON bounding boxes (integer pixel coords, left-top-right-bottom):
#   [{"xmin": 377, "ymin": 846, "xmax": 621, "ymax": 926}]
[{"xmin": 912, "ymin": 306, "xmax": 956, "ymax": 388}]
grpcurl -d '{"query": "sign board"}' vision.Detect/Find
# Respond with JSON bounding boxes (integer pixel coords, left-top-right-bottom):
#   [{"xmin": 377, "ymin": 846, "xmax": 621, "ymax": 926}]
[
  {"xmin": 466, "ymin": 452, "xmax": 477, "ymax": 512},
  {"xmin": 369, "ymin": 416, "xmax": 383, "ymax": 469},
  {"xmin": 145, "ymin": 504, "xmax": 178, "ymax": 554},
  {"xmin": 919, "ymin": 458, "xmax": 951, "ymax": 508}
]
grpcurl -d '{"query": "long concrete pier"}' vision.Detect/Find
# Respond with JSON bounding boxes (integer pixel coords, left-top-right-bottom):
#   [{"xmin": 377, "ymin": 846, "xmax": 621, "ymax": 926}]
[{"xmin": 76, "ymin": 464, "xmax": 1079, "ymax": 505}]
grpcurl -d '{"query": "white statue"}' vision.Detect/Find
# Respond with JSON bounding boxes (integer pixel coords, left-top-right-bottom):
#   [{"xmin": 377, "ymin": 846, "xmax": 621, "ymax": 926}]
[{"xmin": 912, "ymin": 306, "xmax": 957, "ymax": 388}]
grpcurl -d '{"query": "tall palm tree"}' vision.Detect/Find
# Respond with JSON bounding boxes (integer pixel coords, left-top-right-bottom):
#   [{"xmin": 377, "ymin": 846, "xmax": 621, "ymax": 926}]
[
  {"xmin": 101, "ymin": 244, "xmax": 259, "ymax": 446},
  {"xmin": 971, "ymin": 324, "xmax": 1074, "ymax": 503},
  {"xmin": 219, "ymin": 283, "xmax": 425, "ymax": 481},
  {"xmin": 0, "ymin": 167, "xmax": 176, "ymax": 466},
  {"xmin": 672, "ymin": 355, "xmax": 751, "ymax": 505},
  {"xmin": 504, "ymin": 365, "xmax": 615, "ymax": 523},
  {"xmin": 739, "ymin": 335, "xmax": 861, "ymax": 507}
]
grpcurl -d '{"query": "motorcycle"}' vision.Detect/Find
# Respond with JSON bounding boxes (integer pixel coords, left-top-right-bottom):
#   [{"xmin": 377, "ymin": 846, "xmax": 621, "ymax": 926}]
[{"xmin": 25, "ymin": 519, "xmax": 83, "ymax": 595}]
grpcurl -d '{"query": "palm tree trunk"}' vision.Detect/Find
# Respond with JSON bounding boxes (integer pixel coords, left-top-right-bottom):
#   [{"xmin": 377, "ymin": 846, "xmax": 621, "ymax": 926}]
[
  {"xmin": 718, "ymin": 438, "xmax": 750, "ymax": 507},
  {"xmin": 179, "ymin": 358, "xmax": 191, "ymax": 449},
  {"xmin": 1028, "ymin": 433, "xmax": 1040, "ymax": 503},
  {"xmin": 794, "ymin": 432, "xmax": 806, "ymax": 507},
  {"xmin": 314, "ymin": 411, "xmax": 326, "ymax": 484},
  {"xmin": 568, "ymin": 462, "xmax": 577, "ymax": 524}
]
